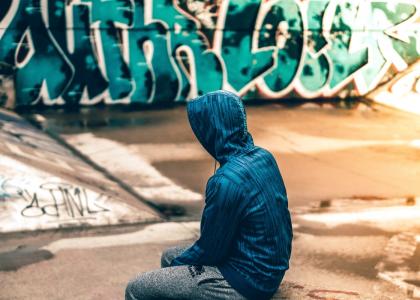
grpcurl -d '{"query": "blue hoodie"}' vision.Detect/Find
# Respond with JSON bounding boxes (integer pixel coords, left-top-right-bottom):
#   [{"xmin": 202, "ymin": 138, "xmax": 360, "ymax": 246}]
[{"xmin": 170, "ymin": 90, "xmax": 293, "ymax": 299}]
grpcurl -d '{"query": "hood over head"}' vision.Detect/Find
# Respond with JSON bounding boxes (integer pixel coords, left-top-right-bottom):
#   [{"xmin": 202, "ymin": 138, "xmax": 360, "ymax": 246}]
[{"xmin": 187, "ymin": 90, "xmax": 254, "ymax": 164}]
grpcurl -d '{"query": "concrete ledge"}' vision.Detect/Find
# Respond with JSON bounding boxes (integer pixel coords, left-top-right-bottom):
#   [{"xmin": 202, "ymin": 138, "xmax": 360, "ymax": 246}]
[{"xmin": 0, "ymin": 109, "xmax": 161, "ymax": 233}]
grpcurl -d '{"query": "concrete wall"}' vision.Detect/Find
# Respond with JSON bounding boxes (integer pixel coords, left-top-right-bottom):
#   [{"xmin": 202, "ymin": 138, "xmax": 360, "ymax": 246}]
[
  {"xmin": 369, "ymin": 59, "xmax": 420, "ymax": 115},
  {"xmin": 0, "ymin": 0, "xmax": 419, "ymax": 108}
]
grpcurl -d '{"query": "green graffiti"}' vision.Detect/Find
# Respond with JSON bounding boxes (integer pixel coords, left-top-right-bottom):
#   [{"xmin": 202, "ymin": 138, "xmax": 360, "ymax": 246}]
[
  {"xmin": 306, "ymin": 0, "xmax": 329, "ymax": 53},
  {"xmin": 219, "ymin": 0, "xmax": 274, "ymax": 93},
  {"xmin": 325, "ymin": 2, "xmax": 368, "ymax": 91},
  {"xmin": 255, "ymin": 0, "xmax": 304, "ymax": 95},
  {"xmin": 83, "ymin": 0, "xmax": 133, "ymax": 100},
  {"xmin": 152, "ymin": 0, "xmax": 223, "ymax": 98},
  {"xmin": 299, "ymin": 2, "xmax": 369, "ymax": 95},
  {"xmin": 358, "ymin": 2, "xmax": 418, "ymax": 92},
  {"xmin": 127, "ymin": 0, "xmax": 180, "ymax": 103},
  {"xmin": 0, "ymin": 0, "xmax": 72, "ymax": 105},
  {"xmin": 48, "ymin": 2, "xmax": 108, "ymax": 105},
  {"xmin": 297, "ymin": 0, "xmax": 330, "ymax": 94},
  {"xmin": 0, "ymin": 0, "xmax": 418, "ymax": 108}
]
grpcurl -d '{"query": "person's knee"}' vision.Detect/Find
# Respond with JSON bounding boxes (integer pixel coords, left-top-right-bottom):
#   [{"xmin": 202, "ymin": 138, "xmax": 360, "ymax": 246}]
[
  {"xmin": 125, "ymin": 276, "xmax": 149, "ymax": 300},
  {"xmin": 125, "ymin": 279, "xmax": 137, "ymax": 300},
  {"xmin": 160, "ymin": 247, "xmax": 173, "ymax": 268},
  {"xmin": 125, "ymin": 274, "xmax": 158, "ymax": 300},
  {"xmin": 161, "ymin": 245, "xmax": 183, "ymax": 268}
]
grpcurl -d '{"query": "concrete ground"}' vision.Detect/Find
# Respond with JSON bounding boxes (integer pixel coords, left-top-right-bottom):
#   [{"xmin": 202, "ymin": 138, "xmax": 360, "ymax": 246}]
[
  {"xmin": 1, "ymin": 101, "xmax": 420, "ymax": 299},
  {"xmin": 44, "ymin": 101, "xmax": 420, "ymax": 219}
]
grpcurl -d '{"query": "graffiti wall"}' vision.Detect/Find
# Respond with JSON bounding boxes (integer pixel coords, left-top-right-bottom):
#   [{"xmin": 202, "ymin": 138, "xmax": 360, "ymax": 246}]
[{"xmin": 0, "ymin": 0, "xmax": 419, "ymax": 108}]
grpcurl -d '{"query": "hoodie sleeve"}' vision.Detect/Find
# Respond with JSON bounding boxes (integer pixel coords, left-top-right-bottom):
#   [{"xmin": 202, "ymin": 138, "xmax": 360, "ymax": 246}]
[{"xmin": 170, "ymin": 175, "xmax": 244, "ymax": 267}]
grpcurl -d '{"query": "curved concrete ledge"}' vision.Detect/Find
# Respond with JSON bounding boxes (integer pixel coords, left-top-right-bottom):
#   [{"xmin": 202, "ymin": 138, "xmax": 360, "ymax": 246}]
[{"xmin": 0, "ymin": 109, "xmax": 161, "ymax": 233}]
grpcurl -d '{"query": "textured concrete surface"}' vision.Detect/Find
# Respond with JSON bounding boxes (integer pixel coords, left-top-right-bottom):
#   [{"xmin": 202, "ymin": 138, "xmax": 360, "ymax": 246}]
[
  {"xmin": 0, "ymin": 109, "xmax": 160, "ymax": 232},
  {"xmin": 1, "ymin": 102, "xmax": 419, "ymax": 299},
  {"xmin": 43, "ymin": 101, "xmax": 420, "ymax": 220},
  {"xmin": 0, "ymin": 215, "xmax": 413, "ymax": 299}
]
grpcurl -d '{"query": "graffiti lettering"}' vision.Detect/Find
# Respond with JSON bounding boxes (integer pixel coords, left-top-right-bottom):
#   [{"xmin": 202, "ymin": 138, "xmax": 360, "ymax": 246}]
[
  {"xmin": 0, "ymin": 0, "xmax": 418, "ymax": 107},
  {"xmin": 20, "ymin": 183, "xmax": 109, "ymax": 218},
  {"xmin": 1, "ymin": 179, "xmax": 110, "ymax": 219}
]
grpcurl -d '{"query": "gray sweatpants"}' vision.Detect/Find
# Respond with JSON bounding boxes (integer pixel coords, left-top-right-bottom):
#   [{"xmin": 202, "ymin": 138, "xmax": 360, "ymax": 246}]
[{"xmin": 125, "ymin": 244, "xmax": 246, "ymax": 300}]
